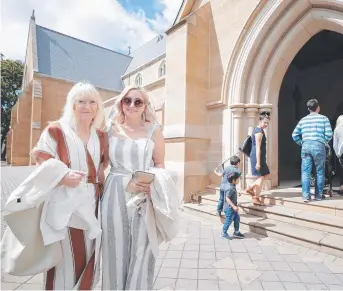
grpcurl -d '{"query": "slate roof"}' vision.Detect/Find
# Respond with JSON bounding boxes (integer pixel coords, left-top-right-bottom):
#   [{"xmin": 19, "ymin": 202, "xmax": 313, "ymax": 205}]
[
  {"xmin": 124, "ymin": 33, "xmax": 166, "ymax": 75},
  {"xmin": 35, "ymin": 25, "xmax": 132, "ymax": 91}
]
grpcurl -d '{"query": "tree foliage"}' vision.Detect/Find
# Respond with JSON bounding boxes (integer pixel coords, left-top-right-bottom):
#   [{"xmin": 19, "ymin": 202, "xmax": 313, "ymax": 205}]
[{"xmin": 1, "ymin": 58, "xmax": 24, "ymax": 158}]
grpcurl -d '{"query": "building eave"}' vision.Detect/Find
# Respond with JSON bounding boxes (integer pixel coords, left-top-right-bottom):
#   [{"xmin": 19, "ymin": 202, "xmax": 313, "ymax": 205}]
[
  {"xmin": 122, "ymin": 53, "xmax": 166, "ymax": 79},
  {"xmin": 34, "ymin": 72, "xmax": 122, "ymax": 94}
]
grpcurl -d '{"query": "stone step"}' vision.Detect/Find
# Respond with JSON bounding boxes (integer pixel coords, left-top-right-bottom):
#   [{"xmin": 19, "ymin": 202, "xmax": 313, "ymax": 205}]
[
  {"xmin": 206, "ymin": 184, "xmax": 343, "ymax": 217},
  {"xmin": 201, "ymin": 194, "xmax": 343, "ymax": 236},
  {"xmin": 183, "ymin": 200, "xmax": 343, "ymax": 259}
]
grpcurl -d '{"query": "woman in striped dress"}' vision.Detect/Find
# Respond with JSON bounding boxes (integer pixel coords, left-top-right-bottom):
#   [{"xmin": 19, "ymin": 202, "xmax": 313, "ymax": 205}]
[
  {"xmin": 32, "ymin": 82, "xmax": 106, "ymax": 290},
  {"xmin": 101, "ymin": 85, "xmax": 165, "ymax": 290}
]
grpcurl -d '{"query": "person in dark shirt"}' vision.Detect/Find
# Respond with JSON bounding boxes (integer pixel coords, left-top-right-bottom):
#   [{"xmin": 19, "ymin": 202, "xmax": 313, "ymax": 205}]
[
  {"xmin": 214, "ymin": 156, "xmax": 241, "ymax": 217},
  {"xmin": 221, "ymin": 171, "xmax": 245, "ymax": 240}
]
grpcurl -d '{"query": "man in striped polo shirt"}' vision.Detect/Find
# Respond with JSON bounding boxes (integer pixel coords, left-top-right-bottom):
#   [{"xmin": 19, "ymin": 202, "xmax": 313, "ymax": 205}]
[{"xmin": 292, "ymin": 99, "xmax": 333, "ymax": 203}]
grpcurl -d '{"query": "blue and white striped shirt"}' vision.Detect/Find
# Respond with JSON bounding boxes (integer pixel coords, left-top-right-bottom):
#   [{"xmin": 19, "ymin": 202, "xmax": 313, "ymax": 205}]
[{"xmin": 292, "ymin": 113, "xmax": 333, "ymax": 146}]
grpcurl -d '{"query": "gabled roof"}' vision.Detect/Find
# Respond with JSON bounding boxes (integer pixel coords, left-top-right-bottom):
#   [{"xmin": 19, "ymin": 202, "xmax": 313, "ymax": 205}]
[
  {"xmin": 124, "ymin": 33, "xmax": 166, "ymax": 76},
  {"xmin": 174, "ymin": 0, "xmax": 196, "ymax": 25},
  {"xmin": 35, "ymin": 25, "xmax": 132, "ymax": 91}
]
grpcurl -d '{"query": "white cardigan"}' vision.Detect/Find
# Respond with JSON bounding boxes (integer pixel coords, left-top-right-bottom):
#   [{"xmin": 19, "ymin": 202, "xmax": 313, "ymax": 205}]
[
  {"xmin": 126, "ymin": 167, "xmax": 180, "ymax": 258},
  {"xmin": 1, "ymin": 158, "xmax": 101, "ymax": 276}
]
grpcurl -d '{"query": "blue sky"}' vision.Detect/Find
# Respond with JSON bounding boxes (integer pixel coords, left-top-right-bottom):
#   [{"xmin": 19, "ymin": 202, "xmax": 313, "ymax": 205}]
[
  {"xmin": 2, "ymin": 0, "xmax": 183, "ymax": 61},
  {"xmin": 119, "ymin": 0, "xmax": 164, "ymax": 19}
]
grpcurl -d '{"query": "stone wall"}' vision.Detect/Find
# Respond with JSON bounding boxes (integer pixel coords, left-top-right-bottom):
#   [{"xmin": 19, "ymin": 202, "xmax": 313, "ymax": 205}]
[{"xmin": 10, "ymin": 75, "xmax": 118, "ymax": 166}]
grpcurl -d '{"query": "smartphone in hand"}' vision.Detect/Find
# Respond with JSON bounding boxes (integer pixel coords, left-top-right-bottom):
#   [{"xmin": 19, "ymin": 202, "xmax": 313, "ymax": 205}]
[{"xmin": 126, "ymin": 171, "xmax": 155, "ymax": 193}]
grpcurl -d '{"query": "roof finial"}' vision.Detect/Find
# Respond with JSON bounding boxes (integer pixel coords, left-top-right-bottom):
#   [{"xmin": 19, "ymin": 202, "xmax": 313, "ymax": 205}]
[
  {"xmin": 31, "ymin": 10, "xmax": 35, "ymax": 21},
  {"xmin": 128, "ymin": 45, "xmax": 131, "ymax": 56}
]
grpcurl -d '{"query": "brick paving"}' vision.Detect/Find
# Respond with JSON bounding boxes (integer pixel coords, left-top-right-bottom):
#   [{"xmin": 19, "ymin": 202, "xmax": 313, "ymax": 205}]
[{"xmin": 1, "ymin": 167, "xmax": 343, "ymax": 290}]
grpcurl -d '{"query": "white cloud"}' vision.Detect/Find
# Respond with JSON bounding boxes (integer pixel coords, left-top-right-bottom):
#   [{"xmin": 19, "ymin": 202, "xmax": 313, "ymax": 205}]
[
  {"xmin": 1, "ymin": 0, "xmax": 183, "ymax": 61},
  {"xmin": 149, "ymin": 0, "xmax": 184, "ymax": 32}
]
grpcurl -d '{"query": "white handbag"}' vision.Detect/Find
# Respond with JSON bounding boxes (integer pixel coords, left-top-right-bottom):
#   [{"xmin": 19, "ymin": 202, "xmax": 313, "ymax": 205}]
[{"xmin": 1, "ymin": 204, "xmax": 62, "ymax": 276}]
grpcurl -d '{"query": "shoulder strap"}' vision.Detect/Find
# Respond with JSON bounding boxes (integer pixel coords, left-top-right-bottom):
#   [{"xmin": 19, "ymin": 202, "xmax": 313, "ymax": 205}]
[
  {"xmin": 144, "ymin": 123, "xmax": 156, "ymax": 153},
  {"xmin": 147, "ymin": 123, "xmax": 156, "ymax": 140},
  {"xmin": 48, "ymin": 124, "xmax": 71, "ymax": 168},
  {"xmin": 96, "ymin": 129, "xmax": 104, "ymax": 156},
  {"xmin": 96, "ymin": 129, "xmax": 109, "ymax": 165}
]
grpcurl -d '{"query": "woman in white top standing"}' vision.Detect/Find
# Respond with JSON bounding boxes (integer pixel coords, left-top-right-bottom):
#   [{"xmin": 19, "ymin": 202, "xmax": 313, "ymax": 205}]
[
  {"xmin": 32, "ymin": 82, "xmax": 105, "ymax": 289},
  {"xmin": 101, "ymin": 85, "xmax": 165, "ymax": 290},
  {"xmin": 333, "ymin": 115, "xmax": 343, "ymax": 194}
]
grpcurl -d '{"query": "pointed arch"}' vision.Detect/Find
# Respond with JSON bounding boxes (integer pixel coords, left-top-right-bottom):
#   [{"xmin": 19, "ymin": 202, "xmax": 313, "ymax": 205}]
[
  {"xmin": 158, "ymin": 60, "xmax": 166, "ymax": 78},
  {"xmin": 223, "ymin": 0, "xmax": 343, "ymax": 106},
  {"xmin": 135, "ymin": 73, "xmax": 142, "ymax": 86}
]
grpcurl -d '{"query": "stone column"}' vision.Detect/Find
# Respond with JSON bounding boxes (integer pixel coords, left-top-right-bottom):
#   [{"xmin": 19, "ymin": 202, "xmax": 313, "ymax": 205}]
[
  {"xmin": 245, "ymin": 104, "xmax": 259, "ymax": 175},
  {"xmin": 230, "ymin": 104, "xmax": 245, "ymax": 189},
  {"xmin": 259, "ymin": 103, "xmax": 273, "ymax": 190},
  {"xmin": 230, "ymin": 104, "xmax": 245, "ymax": 154},
  {"xmin": 164, "ymin": 6, "xmax": 211, "ymax": 203},
  {"xmin": 243, "ymin": 104, "xmax": 259, "ymax": 189}
]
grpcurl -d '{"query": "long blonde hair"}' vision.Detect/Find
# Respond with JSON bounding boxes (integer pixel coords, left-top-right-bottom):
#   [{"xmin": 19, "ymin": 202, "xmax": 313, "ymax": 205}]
[
  {"xmin": 60, "ymin": 82, "xmax": 104, "ymax": 129},
  {"xmin": 104, "ymin": 85, "xmax": 156, "ymax": 130}
]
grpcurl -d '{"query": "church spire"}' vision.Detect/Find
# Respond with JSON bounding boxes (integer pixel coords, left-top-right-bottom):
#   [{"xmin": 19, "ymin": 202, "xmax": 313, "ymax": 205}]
[{"xmin": 31, "ymin": 10, "xmax": 35, "ymax": 21}]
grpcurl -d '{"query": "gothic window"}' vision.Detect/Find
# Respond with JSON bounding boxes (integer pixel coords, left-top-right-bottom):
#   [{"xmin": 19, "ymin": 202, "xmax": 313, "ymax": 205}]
[
  {"xmin": 158, "ymin": 61, "xmax": 166, "ymax": 78},
  {"xmin": 135, "ymin": 74, "xmax": 142, "ymax": 86}
]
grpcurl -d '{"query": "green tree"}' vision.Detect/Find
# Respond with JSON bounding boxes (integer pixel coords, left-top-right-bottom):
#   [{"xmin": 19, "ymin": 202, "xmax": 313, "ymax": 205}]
[{"xmin": 1, "ymin": 58, "xmax": 24, "ymax": 159}]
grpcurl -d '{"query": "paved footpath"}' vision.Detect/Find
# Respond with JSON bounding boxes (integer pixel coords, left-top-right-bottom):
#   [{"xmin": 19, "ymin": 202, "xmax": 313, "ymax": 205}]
[
  {"xmin": 1, "ymin": 166, "xmax": 343, "ymax": 290},
  {"xmin": 1, "ymin": 210, "xmax": 343, "ymax": 290}
]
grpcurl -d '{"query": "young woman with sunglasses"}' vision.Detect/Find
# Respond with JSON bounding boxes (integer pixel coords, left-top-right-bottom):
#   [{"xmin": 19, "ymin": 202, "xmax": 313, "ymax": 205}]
[
  {"xmin": 246, "ymin": 112, "xmax": 271, "ymax": 205},
  {"xmin": 101, "ymin": 85, "xmax": 165, "ymax": 290}
]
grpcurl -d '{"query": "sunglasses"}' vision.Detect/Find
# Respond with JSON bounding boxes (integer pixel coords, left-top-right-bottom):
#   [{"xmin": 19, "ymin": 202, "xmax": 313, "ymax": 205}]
[{"xmin": 122, "ymin": 97, "xmax": 145, "ymax": 108}]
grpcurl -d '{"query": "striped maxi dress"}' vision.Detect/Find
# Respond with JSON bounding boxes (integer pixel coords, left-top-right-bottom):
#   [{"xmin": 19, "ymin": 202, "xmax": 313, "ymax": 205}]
[
  {"xmin": 101, "ymin": 124, "xmax": 156, "ymax": 290},
  {"xmin": 32, "ymin": 122, "xmax": 104, "ymax": 290}
]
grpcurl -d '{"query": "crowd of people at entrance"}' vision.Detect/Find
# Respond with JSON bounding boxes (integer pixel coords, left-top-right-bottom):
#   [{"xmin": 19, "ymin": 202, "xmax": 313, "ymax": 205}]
[
  {"xmin": 215, "ymin": 98, "xmax": 343, "ymax": 239},
  {"xmin": 292, "ymin": 99, "xmax": 343, "ymax": 198},
  {"xmin": 1, "ymin": 78, "xmax": 343, "ymax": 288}
]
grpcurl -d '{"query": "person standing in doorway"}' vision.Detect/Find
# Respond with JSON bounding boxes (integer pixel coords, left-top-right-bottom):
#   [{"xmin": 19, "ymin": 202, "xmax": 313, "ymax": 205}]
[
  {"xmin": 246, "ymin": 112, "xmax": 271, "ymax": 206},
  {"xmin": 292, "ymin": 99, "xmax": 333, "ymax": 203},
  {"xmin": 333, "ymin": 115, "xmax": 343, "ymax": 194}
]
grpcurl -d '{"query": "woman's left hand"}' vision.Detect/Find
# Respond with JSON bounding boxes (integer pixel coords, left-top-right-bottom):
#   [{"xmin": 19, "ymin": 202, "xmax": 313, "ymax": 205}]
[
  {"xmin": 98, "ymin": 169, "xmax": 105, "ymax": 185},
  {"xmin": 255, "ymin": 163, "xmax": 261, "ymax": 171},
  {"xmin": 129, "ymin": 181, "xmax": 151, "ymax": 194},
  {"xmin": 98, "ymin": 163, "xmax": 106, "ymax": 184}
]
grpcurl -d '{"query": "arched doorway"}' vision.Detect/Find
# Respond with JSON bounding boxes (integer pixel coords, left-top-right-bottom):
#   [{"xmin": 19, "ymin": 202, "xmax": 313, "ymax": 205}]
[
  {"xmin": 278, "ymin": 30, "xmax": 343, "ymax": 187},
  {"xmin": 223, "ymin": 0, "xmax": 343, "ymax": 189}
]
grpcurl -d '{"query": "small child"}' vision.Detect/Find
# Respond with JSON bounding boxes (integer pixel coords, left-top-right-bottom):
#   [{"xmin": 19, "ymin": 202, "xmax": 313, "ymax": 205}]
[
  {"xmin": 221, "ymin": 171, "xmax": 245, "ymax": 240},
  {"xmin": 214, "ymin": 156, "xmax": 241, "ymax": 217}
]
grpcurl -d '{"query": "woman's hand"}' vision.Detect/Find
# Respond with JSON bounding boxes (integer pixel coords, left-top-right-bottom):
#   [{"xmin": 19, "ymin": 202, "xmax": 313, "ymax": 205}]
[
  {"xmin": 98, "ymin": 170, "xmax": 105, "ymax": 185},
  {"xmin": 60, "ymin": 171, "xmax": 86, "ymax": 188},
  {"xmin": 255, "ymin": 163, "xmax": 261, "ymax": 171},
  {"xmin": 128, "ymin": 180, "xmax": 151, "ymax": 194},
  {"xmin": 98, "ymin": 164, "xmax": 106, "ymax": 185}
]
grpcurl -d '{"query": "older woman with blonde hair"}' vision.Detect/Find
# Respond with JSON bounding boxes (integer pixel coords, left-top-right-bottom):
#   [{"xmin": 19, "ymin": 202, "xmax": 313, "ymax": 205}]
[
  {"xmin": 36, "ymin": 81, "xmax": 106, "ymax": 290},
  {"xmin": 333, "ymin": 115, "xmax": 343, "ymax": 194},
  {"xmin": 101, "ymin": 85, "xmax": 165, "ymax": 290},
  {"xmin": 2, "ymin": 82, "xmax": 106, "ymax": 290}
]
